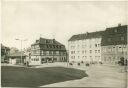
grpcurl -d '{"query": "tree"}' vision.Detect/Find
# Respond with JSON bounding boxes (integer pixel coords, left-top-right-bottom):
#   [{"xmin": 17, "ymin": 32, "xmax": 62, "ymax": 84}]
[{"xmin": 118, "ymin": 57, "xmax": 127, "ymax": 66}]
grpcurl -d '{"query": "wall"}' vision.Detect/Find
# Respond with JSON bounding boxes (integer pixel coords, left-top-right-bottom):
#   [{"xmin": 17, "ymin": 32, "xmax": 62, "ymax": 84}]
[
  {"xmin": 101, "ymin": 45, "xmax": 128, "ymax": 64},
  {"xmin": 68, "ymin": 37, "xmax": 102, "ymax": 63}
]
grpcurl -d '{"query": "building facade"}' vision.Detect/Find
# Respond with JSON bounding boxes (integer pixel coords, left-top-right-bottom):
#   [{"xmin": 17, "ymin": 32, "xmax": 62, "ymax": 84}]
[
  {"xmin": 30, "ymin": 37, "xmax": 67, "ymax": 65},
  {"xmin": 68, "ymin": 31, "xmax": 104, "ymax": 64},
  {"xmin": 1, "ymin": 44, "xmax": 10, "ymax": 63},
  {"xmin": 8, "ymin": 52, "xmax": 26, "ymax": 65},
  {"xmin": 101, "ymin": 24, "xmax": 128, "ymax": 64}
]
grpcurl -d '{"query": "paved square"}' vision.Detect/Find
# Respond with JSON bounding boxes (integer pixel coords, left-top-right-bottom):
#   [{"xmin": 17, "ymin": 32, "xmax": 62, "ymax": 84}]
[{"xmin": 42, "ymin": 65, "xmax": 127, "ymax": 87}]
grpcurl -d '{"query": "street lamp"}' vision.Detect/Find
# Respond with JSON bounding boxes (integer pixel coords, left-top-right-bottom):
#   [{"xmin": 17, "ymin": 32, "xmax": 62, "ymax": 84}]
[{"xmin": 15, "ymin": 38, "xmax": 27, "ymax": 65}]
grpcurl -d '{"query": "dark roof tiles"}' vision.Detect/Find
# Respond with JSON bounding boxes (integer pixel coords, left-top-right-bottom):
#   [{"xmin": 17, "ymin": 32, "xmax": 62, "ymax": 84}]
[
  {"xmin": 68, "ymin": 31, "xmax": 104, "ymax": 41},
  {"xmin": 101, "ymin": 25, "xmax": 127, "ymax": 46}
]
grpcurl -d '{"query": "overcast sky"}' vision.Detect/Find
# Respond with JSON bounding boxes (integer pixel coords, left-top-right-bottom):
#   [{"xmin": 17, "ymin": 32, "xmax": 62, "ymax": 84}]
[{"xmin": 1, "ymin": 1, "xmax": 127, "ymax": 49}]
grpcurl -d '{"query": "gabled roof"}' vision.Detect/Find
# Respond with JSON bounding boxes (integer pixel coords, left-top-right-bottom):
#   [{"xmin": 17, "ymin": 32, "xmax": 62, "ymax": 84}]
[{"xmin": 68, "ymin": 31, "xmax": 104, "ymax": 41}]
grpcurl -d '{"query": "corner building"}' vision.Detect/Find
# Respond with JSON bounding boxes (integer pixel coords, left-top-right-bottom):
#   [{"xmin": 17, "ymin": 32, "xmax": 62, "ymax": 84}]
[
  {"xmin": 101, "ymin": 24, "xmax": 128, "ymax": 64},
  {"xmin": 30, "ymin": 37, "xmax": 67, "ymax": 65}
]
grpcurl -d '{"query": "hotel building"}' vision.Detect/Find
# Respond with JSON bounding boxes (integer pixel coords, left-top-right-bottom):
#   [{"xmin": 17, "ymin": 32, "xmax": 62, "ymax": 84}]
[{"xmin": 30, "ymin": 37, "xmax": 67, "ymax": 65}]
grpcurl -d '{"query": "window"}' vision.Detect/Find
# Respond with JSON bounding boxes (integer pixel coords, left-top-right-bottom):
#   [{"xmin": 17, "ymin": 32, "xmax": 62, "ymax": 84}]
[
  {"xmin": 90, "ymin": 45, "xmax": 92, "ymax": 48},
  {"xmin": 114, "ymin": 29, "xmax": 117, "ymax": 32},
  {"xmin": 71, "ymin": 56, "xmax": 75, "ymax": 59},
  {"xmin": 43, "ymin": 51, "xmax": 46, "ymax": 55},
  {"xmin": 95, "ymin": 50, "xmax": 97, "ymax": 53},
  {"xmin": 95, "ymin": 44, "xmax": 97, "ymax": 47},
  {"xmin": 77, "ymin": 45, "xmax": 79, "ymax": 48},
  {"xmin": 36, "ymin": 58, "xmax": 39, "ymax": 61},
  {"xmin": 49, "ymin": 51, "xmax": 52, "ymax": 55},
  {"xmin": 82, "ymin": 51, "xmax": 84, "ymax": 54},
  {"xmin": 49, "ymin": 45, "xmax": 52, "ymax": 48},
  {"xmin": 56, "ymin": 51, "xmax": 59, "ymax": 55},
  {"xmin": 82, "ymin": 45, "xmax": 86, "ymax": 48},
  {"xmin": 53, "ymin": 51, "xmax": 56, "ymax": 55},
  {"xmin": 71, "ymin": 51, "xmax": 75, "ymax": 54},
  {"xmin": 85, "ymin": 50, "xmax": 86, "ymax": 53},
  {"xmin": 118, "ymin": 47, "xmax": 122, "ymax": 52},
  {"xmin": 47, "ymin": 45, "xmax": 49, "ymax": 48},
  {"xmin": 98, "ymin": 44, "xmax": 100, "ymax": 47},
  {"xmin": 59, "ymin": 46, "xmax": 61, "ymax": 49},
  {"xmin": 121, "ymin": 37, "xmax": 124, "ymax": 41},
  {"xmin": 108, "ymin": 38, "xmax": 111, "ymax": 42},
  {"xmin": 108, "ymin": 47, "xmax": 111, "ymax": 52},
  {"xmin": 46, "ymin": 51, "xmax": 49, "ymax": 55},
  {"xmin": 90, "ymin": 50, "xmax": 92, "ymax": 53},
  {"xmin": 98, "ymin": 50, "xmax": 100, "ymax": 53}
]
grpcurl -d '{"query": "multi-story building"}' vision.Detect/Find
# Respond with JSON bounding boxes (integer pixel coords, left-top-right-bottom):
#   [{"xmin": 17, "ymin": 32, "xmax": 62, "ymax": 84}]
[
  {"xmin": 30, "ymin": 37, "xmax": 67, "ymax": 65},
  {"xmin": 101, "ymin": 24, "xmax": 127, "ymax": 64},
  {"xmin": 68, "ymin": 31, "xmax": 104, "ymax": 64},
  {"xmin": 1, "ymin": 44, "xmax": 10, "ymax": 63}
]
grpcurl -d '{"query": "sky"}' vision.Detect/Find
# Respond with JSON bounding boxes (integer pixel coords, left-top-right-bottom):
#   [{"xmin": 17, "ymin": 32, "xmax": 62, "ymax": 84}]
[{"xmin": 1, "ymin": 1, "xmax": 127, "ymax": 50}]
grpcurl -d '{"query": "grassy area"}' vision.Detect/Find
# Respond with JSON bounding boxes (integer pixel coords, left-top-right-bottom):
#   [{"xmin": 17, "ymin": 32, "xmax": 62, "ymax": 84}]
[{"xmin": 1, "ymin": 66, "xmax": 88, "ymax": 87}]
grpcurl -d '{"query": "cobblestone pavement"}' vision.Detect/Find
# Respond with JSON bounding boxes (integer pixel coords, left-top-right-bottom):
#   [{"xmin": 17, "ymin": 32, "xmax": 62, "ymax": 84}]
[{"xmin": 41, "ymin": 65, "xmax": 127, "ymax": 88}]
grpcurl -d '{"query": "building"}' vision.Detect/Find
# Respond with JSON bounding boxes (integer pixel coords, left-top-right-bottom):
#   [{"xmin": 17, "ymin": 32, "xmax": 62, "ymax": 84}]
[
  {"xmin": 68, "ymin": 31, "xmax": 104, "ymax": 64},
  {"xmin": 30, "ymin": 37, "xmax": 67, "ymax": 65},
  {"xmin": 8, "ymin": 52, "xmax": 26, "ymax": 65},
  {"xmin": 1, "ymin": 44, "xmax": 10, "ymax": 63},
  {"xmin": 101, "ymin": 24, "xmax": 128, "ymax": 64}
]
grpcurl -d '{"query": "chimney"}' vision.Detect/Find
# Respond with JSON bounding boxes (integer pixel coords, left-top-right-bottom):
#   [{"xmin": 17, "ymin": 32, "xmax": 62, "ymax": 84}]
[
  {"xmin": 118, "ymin": 23, "xmax": 121, "ymax": 27},
  {"xmin": 86, "ymin": 32, "xmax": 88, "ymax": 35},
  {"xmin": 52, "ymin": 39, "xmax": 55, "ymax": 43}
]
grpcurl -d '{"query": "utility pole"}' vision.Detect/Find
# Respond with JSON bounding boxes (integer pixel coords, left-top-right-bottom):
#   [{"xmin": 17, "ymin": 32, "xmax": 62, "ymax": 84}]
[{"xmin": 66, "ymin": 50, "xmax": 69, "ymax": 67}]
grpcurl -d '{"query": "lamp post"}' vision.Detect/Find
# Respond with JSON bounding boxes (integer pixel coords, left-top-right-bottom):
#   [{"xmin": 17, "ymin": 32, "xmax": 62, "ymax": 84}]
[
  {"xmin": 15, "ymin": 39, "xmax": 27, "ymax": 65},
  {"xmin": 66, "ymin": 50, "xmax": 69, "ymax": 67}
]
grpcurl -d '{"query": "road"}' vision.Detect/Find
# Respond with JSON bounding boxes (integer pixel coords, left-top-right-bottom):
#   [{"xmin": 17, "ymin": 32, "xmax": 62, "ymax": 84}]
[{"xmin": 42, "ymin": 65, "xmax": 127, "ymax": 87}]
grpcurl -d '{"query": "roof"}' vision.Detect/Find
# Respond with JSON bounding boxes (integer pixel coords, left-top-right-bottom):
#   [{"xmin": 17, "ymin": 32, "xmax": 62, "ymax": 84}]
[
  {"xmin": 68, "ymin": 31, "xmax": 104, "ymax": 41},
  {"xmin": 1, "ymin": 44, "xmax": 10, "ymax": 50},
  {"xmin": 101, "ymin": 25, "xmax": 127, "ymax": 46},
  {"xmin": 32, "ymin": 37, "xmax": 63, "ymax": 45},
  {"xmin": 31, "ymin": 37, "xmax": 66, "ymax": 51},
  {"xmin": 9, "ymin": 52, "xmax": 26, "ymax": 57}
]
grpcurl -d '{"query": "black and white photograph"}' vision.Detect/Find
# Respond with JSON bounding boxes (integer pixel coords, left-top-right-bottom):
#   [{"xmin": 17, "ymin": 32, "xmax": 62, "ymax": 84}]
[{"xmin": 1, "ymin": 0, "xmax": 128, "ymax": 87}]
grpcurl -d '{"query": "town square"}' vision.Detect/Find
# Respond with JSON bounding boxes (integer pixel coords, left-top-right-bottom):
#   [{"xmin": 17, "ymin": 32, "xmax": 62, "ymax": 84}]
[{"xmin": 1, "ymin": 1, "xmax": 128, "ymax": 87}]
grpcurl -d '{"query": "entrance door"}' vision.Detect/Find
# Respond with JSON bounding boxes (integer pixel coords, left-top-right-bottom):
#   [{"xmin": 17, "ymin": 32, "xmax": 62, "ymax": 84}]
[{"xmin": 41, "ymin": 58, "xmax": 46, "ymax": 64}]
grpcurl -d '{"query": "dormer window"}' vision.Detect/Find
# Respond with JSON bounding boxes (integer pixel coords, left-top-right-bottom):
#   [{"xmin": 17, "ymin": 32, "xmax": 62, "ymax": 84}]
[
  {"xmin": 36, "ymin": 40, "xmax": 39, "ymax": 43},
  {"xmin": 53, "ymin": 45, "xmax": 55, "ymax": 48},
  {"xmin": 114, "ymin": 29, "xmax": 117, "ymax": 33}
]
